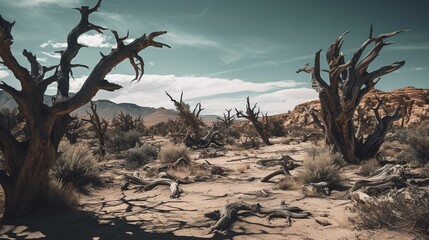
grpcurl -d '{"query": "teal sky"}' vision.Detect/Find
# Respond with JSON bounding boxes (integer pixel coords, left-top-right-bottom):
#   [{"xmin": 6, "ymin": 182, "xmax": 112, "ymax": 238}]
[{"xmin": 0, "ymin": 0, "xmax": 428, "ymax": 114}]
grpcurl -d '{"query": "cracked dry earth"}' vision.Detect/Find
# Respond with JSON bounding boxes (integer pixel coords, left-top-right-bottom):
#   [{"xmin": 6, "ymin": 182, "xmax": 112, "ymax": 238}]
[{"xmin": 0, "ymin": 137, "xmax": 415, "ymax": 239}]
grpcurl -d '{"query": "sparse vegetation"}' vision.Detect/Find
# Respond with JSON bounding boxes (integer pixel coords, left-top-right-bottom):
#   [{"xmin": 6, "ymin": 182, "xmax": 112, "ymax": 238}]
[
  {"xmin": 125, "ymin": 144, "xmax": 158, "ymax": 169},
  {"xmin": 159, "ymin": 143, "xmax": 191, "ymax": 164},
  {"xmin": 359, "ymin": 158, "xmax": 380, "ymax": 177},
  {"xmin": 276, "ymin": 175, "xmax": 295, "ymax": 190},
  {"xmin": 108, "ymin": 130, "xmax": 141, "ymax": 153},
  {"xmin": 298, "ymin": 145, "xmax": 344, "ymax": 188},
  {"xmin": 405, "ymin": 120, "xmax": 429, "ymax": 165},
  {"xmin": 52, "ymin": 142, "xmax": 102, "ymax": 192},
  {"xmin": 354, "ymin": 188, "xmax": 429, "ymax": 238}
]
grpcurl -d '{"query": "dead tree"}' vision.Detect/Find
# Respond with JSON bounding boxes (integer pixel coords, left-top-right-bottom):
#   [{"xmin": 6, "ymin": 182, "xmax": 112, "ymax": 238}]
[
  {"xmin": 65, "ymin": 114, "xmax": 85, "ymax": 144},
  {"xmin": 216, "ymin": 109, "xmax": 235, "ymax": 130},
  {"xmin": 82, "ymin": 101, "xmax": 108, "ymax": 157},
  {"xmin": 166, "ymin": 92, "xmax": 223, "ymax": 148},
  {"xmin": 235, "ymin": 97, "xmax": 271, "ymax": 145},
  {"xmin": 112, "ymin": 111, "xmax": 144, "ymax": 133},
  {"xmin": 0, "ymin": 0, "xmax": 169, "ymax": 219},
  {"xmin": 297, "ymin": 27, "xmax": 404, "ymax": 163}
]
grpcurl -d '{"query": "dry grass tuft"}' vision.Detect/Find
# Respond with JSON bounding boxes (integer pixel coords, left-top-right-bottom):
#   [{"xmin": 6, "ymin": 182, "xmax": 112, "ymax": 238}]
[
  {"xmin": 159, "ymin": 143, "xmax": 190, "ymax": 164},
  {"xmin": 276, "ymin": 175, "xmax": 295, "ymax": 190},
  {"xmin": 52, "ymin": 142, "xmax": 102, "ymax": 193},
  {"xmin": 353, "ymin": 188, "xmax": 429, "ymax": 238},
  {"xmin": 358, "ymin": 158, "xmax": 380, "ymax": 177},
  {"xmin": 236, "ymin": 163, "xmax": 250, "ymax": 173},
  {"xmin": 298, "ymin": 145, "xmax": 344, "ymax": 188},
  {"xmin": 44, "ymin": 180, "xmax": 79, "ymax": 210}
]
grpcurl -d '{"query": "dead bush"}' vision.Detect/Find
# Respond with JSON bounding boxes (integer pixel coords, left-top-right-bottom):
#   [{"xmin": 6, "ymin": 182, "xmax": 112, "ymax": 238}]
[
  {"xmin": 354, "ymin": 188, "xmax": 429, "ymax": 238},
  {"xmin": 359, "ymin": 158, "xmax": 380, "ymax": 177},
  {"xmin": 298, "ymin": 145, "xmax": 344, "ymax": 188},
  {"xmin": 159, "ymin": 143, "xmax": 190, "ymax": 164}
]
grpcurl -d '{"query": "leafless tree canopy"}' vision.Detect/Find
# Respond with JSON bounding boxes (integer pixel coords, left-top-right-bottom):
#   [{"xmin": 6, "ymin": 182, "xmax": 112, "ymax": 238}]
[{"xmin": 0, "ymin": 0, "xmax": 168, "ymax": 218}]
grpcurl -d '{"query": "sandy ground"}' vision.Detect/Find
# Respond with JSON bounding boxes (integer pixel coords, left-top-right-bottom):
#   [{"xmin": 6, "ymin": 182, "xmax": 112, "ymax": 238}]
[{"xmin": 0, "ymin": 137, "xmax": 417, "ymax": 240}]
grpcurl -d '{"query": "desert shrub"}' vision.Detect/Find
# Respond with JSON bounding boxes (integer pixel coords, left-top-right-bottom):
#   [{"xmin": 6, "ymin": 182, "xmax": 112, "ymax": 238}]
[
  {"xmin": 268, "ymin": 118, "xmax": 285, "ymax": 137},
  {"xmin": 52, "ymin": 142, "xmax": 101, "ymax": 192},
  {"xmin": 406, "ymin": 121, "xmax": 429, "ymax": 164},
  {"xmin": 276, "ymin": 175, "xmax": 295, "ymax": 190},
  {"xmin": 108, "ymin": 130, "xmax": 141, "ymax": 153},
  {"xmin": 125, "ymin": 144, "xmax": 158, "ymax": 169},
  {"xmin": 44, "ymin": 180, "xmax": 79, "ymax": 210},
  {"xmin": 159, "ymin": 143, "xmax": 190, "ymax": 164},
  {"xmin": 359, "ymin": 158, "xmax": 380, "ymax": 177},
  {"xmin": 298, "ymin": 145, "xmax": 344, "ymax": 187},
  {"xmin": 354, "ymin": 189, "xmax": 429, "ymax": 238},
  {"xmin": 422, "ymin": 163, "xmax": 429, "ymax": 178}
]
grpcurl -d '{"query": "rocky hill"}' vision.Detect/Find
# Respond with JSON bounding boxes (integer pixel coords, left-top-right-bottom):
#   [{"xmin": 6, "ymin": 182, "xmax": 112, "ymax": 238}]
[
  {"xmin": 274, "ymin": 87, "xmax": 429, "ymax": 128},
  {"xmin": 0, "ymin": 91, "xmax": 216, "ymax": 126}
]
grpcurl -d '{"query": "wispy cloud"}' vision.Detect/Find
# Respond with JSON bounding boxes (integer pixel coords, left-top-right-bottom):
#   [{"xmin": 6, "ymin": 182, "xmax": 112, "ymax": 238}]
[
  {"xmin": 167, "ymin": 7, "xmax": 209, "ymax": 19},
  {"xmin": 40, "ymin": 51, "xmax": 61, "ymax": 59},
  {"xmin": 165, "ymin": 32, "xmax": 220, "ymax": 48},
  {"xmin": 390, "ymin": 44, "xmax": 429, "ymax": 51},
  {"xmin": 40, "ymin": 40, "xmax": 67, "ymax": 49},
  {"xmin": 6, "ymin": 0, "xmax": 81, "ymax": 7},
  {"xmin": 0, "ymin": 70, "xmax": 10, "ymax": 78},
  {"xmin": 69, "ymin": 74, "xmax": 313, "ymax": 115},
  {"xmin": 411, "ymin": 67, "xmax": 426, "ymax": 71}
]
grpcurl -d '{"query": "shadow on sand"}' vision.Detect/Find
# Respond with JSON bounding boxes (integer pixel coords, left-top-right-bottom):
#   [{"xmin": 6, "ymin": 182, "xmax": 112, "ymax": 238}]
[{"xmin": 0, "ymin": 209, "xmax": 207, "ymax": 240}]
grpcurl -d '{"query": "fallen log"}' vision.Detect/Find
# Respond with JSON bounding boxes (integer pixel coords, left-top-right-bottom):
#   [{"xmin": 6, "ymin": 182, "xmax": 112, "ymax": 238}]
[
  {"xmin": 336, "ymin": 164, "xmax": 407, "ymax": 199},
  {"xmin": 260, "ymin": 165, "xmax": 291, "ymax": 182},
  {"xmin": 206, "ymin": 202, "xmax": 261, "ymax": 233},
  {"xmin": 123, "ymin": 174, "xmax": 181, "ymax": 198},
  {"xmin": 256, "ymin": 154, "xmax": 296, "ymax": 167},
  {"xmin": 206, "ymin": 201, "xmax": 310, "ymax": 233}
]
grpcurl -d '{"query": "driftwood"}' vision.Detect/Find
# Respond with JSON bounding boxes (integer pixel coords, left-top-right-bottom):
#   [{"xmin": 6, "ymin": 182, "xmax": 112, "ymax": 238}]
[
  {"xmin": 302, "ymin": 182, "xmax": 331, "ymax": 197},
  {"xmin": 123, "ymin": 174, "xmax": 181, "ymax": 198},
  {"xmin": 349, "ymin": 164, "xmax": 406, "ymax": 195},
  {"xmin": 206, "ymin": 201, "xmax": 310, "ymax": 233},
  {"xmin": 260, "ymin": 165, "xmax": 291, "ymax": 182},
  {"xmin": 256, "ymin": 154, "xmax": 297, "ymax": 167},
  {"xmin": 335, "ymin": 164, "xmax": 407, "ymax": 200}
]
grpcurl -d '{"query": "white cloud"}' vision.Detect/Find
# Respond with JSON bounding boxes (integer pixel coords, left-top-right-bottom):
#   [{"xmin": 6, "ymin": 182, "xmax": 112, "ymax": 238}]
[
  {"xmin": 9, "ymin": 0, "xmax": 81, "ymax": 7},
  {"xmin": 37, "ymin": 57, "xmax": 47, "ymax": 62},
  {"xmin": 70, "ymin": 74, "xmax": 316, "ymax": 115},
  {"xmin": 0, "ymin": 70, "xmax": 10, "ymax": 78},
  {"xmin": 412, "ymin": 67, "xmax": 426, "ymax": 71},
  {"xmin": 77, "ymin": 33, "xmax": 115, "ymax": 48},
  {"xmin": 40, "ymin": 51, "xmax": 61, "ymax": 59},
  {"xmin": 40, "ymin": 40, "xmax": 67, "ymax": 49},
  {"xmin": 165, "ymin": 32, "xmax": 220, "ymax": 49}
]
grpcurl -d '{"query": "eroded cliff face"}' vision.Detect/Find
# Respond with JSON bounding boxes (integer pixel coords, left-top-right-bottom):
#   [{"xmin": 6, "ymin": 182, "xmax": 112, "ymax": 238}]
[{"xmin": 275, "ymin": 87, "xmax": 429, "ymax": 128}]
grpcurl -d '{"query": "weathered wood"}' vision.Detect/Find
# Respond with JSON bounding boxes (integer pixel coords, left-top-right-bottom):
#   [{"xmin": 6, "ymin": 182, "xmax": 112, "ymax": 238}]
[
  {"xmin": 235, "ymin": 97, "xmax": 272, "ymax": 145},
  {"xmin": 123, "ymin": 174, "xmax": 181, "ymax": 198},
  {"xmin": 302, "ymin": 182, "xmax": 331, "ymax": 197},
  {"xmin": 206, "ymin": 201, "xmax": 310, "ymax": 233},
  {"xmin": 260, "ymin": 166, "xmax": 291, "ymax": 182},
  {"xmin": 297, "ymin": 28, "xmax": 405, "ymax": 163}
]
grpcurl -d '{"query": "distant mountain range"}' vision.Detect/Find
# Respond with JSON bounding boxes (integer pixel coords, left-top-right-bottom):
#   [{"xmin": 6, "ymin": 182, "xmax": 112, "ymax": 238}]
[{"xmin": 0, "ymin": 91, "xmax": 218, "ymax": 126}]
